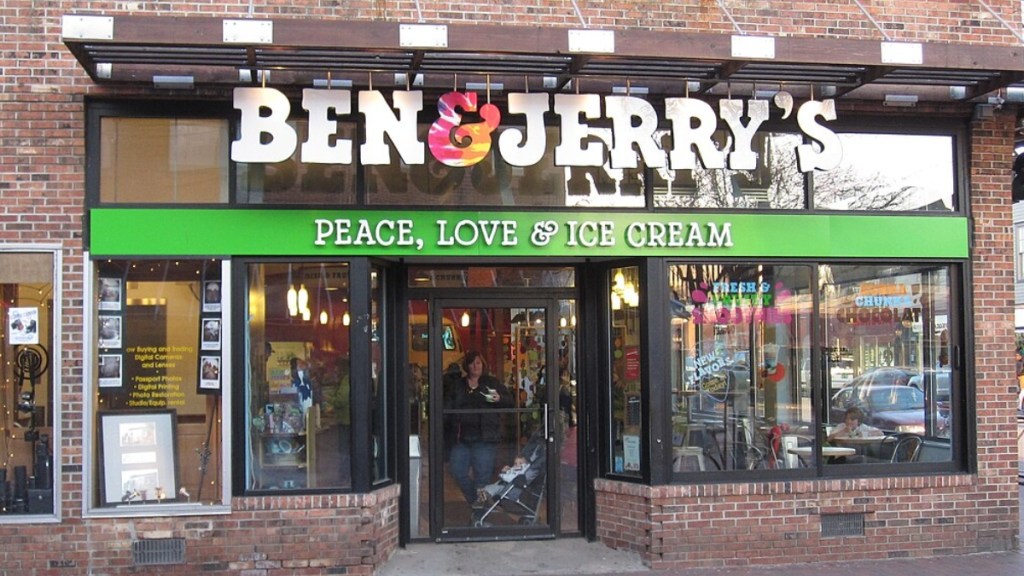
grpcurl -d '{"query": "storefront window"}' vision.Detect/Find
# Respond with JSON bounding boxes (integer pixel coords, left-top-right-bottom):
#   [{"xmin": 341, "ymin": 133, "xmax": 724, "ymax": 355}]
[
  {"xmin": 0, "ymin": 251, "xmax": 57, "ymax": 516},
  {"xmin": 812, "ymin": 133, "xmax": 955, "ymax": 212},
  {"xmin": 244, "ymin": 263, "xmax": 352, "ymax": 491},
  {"xmin": 91, "ymin": 259, "xmax": 224, "ymax": 508},
  {"xmin": 236, "ymin": 120, "xmax": 358, "ymax": 205},
  {"xmin": 610, "ymin": 266, "xmax": 643, "ymax": 476},
  {"xmin": 366, "ymin": 125, "xmax": 645, "ymax": 208},
  {"xmin": 820, "ymin": 264, "xmax": 953, "ymax": 466},
  {"xmin": 371, "ymin": 265, "xmax": 388, "ymax": 483},
  {"xmin": 99, "ymin": 117, "xmax": 229, "ymax": 203},
  {"xmin": 669, "ymin": 263, "xmax": 813, "ymax": 473},
  {"xmin": 654, "ymin": 132, "xmax": 805, "ymax": 210}
]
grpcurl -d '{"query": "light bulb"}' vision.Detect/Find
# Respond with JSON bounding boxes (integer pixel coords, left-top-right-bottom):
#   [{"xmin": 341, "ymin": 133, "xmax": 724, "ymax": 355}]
[
  {"xmin": 461, "ymin": 311, "xmax": 470, "ymax": 327},
  {"xmin": 342, "ymin": 311, "xmax": 350, "ymax": 326},
  {"xmin": 298, "ymin": 284, "xmax": 309, "ymax": 313},
  {"xmin": 320, "ymin": 310, "xmax": 328, "ymax": 325},
  {"xmin": 287, "ymin": 285, "xmax": 298, "ymax": 316}
]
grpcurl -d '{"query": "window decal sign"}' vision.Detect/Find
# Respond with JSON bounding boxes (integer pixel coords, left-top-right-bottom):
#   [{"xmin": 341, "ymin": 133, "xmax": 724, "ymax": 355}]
[{"xmin": 232, "ymin": 88, "xmax": 843, "ymax": 173}]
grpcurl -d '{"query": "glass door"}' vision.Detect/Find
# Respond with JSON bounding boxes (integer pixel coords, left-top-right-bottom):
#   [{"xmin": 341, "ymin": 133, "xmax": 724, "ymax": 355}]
[{"xmin": 429, "ymin": 301, "xmax": 568, "ymax": 539}]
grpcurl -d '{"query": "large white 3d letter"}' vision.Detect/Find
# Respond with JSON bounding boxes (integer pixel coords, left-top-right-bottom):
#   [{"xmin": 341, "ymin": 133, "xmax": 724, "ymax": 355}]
[
  {"xmin": 719, "ymin": 99, "xmax": 768, "ymax": 170},
  {"xmin": 796, "ymin": 99, "xmax": 842, "ymax": 172},
  {"xmin": 232, "ymin": 87, "xmax": 297, "ymax": 163},
  {"xmin": 553, "ymin": 93, "xmax": 605, "ymax": 167},
  {"xmin": 360, "ymin": 90, "xmax": 424, "ymax": 165},
  {"xmin": 664, "ymin": 98, "xmax": 725, "ymax": 170},
  {"xmin": 605, "ymin": 96, "xmax": 666, "ymax": 169},
  {"xmin": 497, "ymin": 93, "xmax": 549, "ymax": 167},
  {"xmin": 301, "ymin": 89, "xmax": 353, "ymax": 164}
]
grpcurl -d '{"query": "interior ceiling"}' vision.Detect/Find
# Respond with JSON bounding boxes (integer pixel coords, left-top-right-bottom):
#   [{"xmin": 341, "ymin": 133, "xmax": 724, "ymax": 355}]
[{"xmin": 62, "ymin": 15, "xmax": 1024, "ymax": 105}]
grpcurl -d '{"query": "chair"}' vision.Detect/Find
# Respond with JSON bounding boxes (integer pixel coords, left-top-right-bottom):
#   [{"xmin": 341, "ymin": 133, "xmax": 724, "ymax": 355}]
[{"xmin": 889, "ymin": 433, "xmax": 922, "ymax": 463}]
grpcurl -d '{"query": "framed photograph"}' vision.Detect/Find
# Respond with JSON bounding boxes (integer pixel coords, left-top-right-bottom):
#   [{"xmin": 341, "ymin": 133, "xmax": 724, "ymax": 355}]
[
  {"xmin": 98, "ymin": 277, "xmax": 123, "ymax": 311},
  {"xmin": 201, "ymin": 318, "xmax": 222, "ymax": 351},
  {"xmin": 98, "ymin": 354, "xmax": 123, "ymax": 388},
  {"xmin": 199, "ymin": 356, "xmax": 221, "ymax": 393},
  {"xmin": 8, "ymin": 307, "xmax": 39, "ymax": 345},
  {"xmin": 202, "ymin": 280, "xmax": 222, "ymax": 313},
  {"xmin": 98, "ymin": 316, "xmax": 122, "ymax": 349},
  {"xmin": 98, "ymin": 410, "xmax": 179, "ymax": 506}
]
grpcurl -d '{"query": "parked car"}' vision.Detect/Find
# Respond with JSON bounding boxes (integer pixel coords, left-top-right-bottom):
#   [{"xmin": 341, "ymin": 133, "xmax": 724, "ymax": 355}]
[
  {"xmin": 830, "ymin": 383, "xmax": 928, "ymax": 435},
  {"xmin": 908, "ymin": 369, "xmax": 951, "ymax": 405}
]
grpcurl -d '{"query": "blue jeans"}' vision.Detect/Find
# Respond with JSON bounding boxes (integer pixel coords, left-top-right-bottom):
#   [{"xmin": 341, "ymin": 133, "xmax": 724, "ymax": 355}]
[{"xmin": 449, "ymin": 441, "xmax": 498, "ymax": 503}]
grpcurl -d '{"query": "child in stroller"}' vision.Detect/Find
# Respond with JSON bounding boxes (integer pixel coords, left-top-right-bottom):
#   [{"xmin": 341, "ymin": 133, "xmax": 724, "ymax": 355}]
[{"xmin": 473, "ymin": 429, "xmax": 547, "ymax": 526}]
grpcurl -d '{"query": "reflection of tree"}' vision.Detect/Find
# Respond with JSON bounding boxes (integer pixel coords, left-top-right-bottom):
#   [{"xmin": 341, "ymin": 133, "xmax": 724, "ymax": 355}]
[
  {"xmin": 654, "ymin": 133, "xmax": 917, "ymax": 210},
  {"xmin": 654, "ymin": 134, "xmax": 804, "ymax": 209},
  {"xmin": 812, "ymin": 166, "xmax": 914, "ymax": 210}
]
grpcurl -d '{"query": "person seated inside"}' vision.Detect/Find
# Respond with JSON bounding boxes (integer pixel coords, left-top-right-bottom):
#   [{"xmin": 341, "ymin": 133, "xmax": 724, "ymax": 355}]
[{"xmin": 828, "ymin": 407, "xmax": 883, "ymax": 441}]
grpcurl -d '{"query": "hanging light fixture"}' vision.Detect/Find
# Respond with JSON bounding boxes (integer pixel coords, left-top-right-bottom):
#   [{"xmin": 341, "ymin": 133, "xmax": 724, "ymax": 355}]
[
  {"xmin": 461, "ymin": 310, "xmax": 471, "ymax": 327},
  {"xmin": 342, "ymin": 310, "xmax": 351, "ymax": 326},
  {"xmin": 298, "ymin": 284, "xmax": 309, "ymax": 319},
  {"xmin": 287, "ymin": 265, "xmax": 298, "ymax": 316},
  {"xmin": 319, "ymin": 310, "xmax": 329, "ymax": 325}
]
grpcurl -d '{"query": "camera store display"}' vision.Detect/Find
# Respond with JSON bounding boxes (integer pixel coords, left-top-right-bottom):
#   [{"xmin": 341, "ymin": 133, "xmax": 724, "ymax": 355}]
[{"xmin": 1, "ymin": 346, "xmax": 52, "ymax": 514}]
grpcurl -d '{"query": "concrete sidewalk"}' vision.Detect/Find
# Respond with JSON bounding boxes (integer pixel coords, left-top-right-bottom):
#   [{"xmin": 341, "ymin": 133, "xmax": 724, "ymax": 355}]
[{"xmin": 380, "ymin": 487, "xmax": 1023, "ymax": 576}]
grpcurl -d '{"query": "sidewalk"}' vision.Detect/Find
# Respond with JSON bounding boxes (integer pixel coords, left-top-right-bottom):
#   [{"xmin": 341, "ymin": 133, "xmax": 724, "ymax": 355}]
[{"xmin": 381, "ymin": 486, "xmax": 1023, "ymax": 576}]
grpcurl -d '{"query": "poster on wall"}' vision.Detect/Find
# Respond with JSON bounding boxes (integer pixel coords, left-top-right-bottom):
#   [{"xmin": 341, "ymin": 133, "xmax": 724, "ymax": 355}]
[
  {"xmin": 99, "ymin": 409, "xmax": 179, "ymax": 506},
  {"xmin": 201, "ymin": 318, "xmax": 221, "ymax": 351},
  {"xmin": 199, "ymin": 356, "xmax": 221, "ymax": 392},
  {"xmin": 202, "ymin": 281, "xmax": 222, "ymax": 313},
  {"xmin": 8, "ymin": 307, "xmax": 39, "ymax": 345},
  {"xmin": 98, "ymin": 316, "xmax": 122, "ymax": 349},
  {"xmin": 98, "ymin": 278, "xmax": 123, "ymax": 311},
  {"xmin": 98, "ymin": 354, "xmax": 123, "ymax": 388}
]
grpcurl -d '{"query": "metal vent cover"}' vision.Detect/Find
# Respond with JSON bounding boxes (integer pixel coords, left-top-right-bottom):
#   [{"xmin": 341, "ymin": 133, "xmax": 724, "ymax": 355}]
[
  {"xmin": 132, "ymin": 538, "xmax": 186, "ymax": 565},
  {"xmin": 820, "ymin": 512, "xmax": 865, "ymax": 538}
]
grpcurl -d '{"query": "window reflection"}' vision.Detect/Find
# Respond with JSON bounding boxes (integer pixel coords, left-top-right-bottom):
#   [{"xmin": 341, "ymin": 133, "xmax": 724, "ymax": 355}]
[
  {"xmin": 610, "ymin": 266, "xmax": 643, "ymax": 476},
  {"xmin": 654, "ymin": 133, "xmax": 805, "ymax": 210},
  {"xmin": 669, "ymin": 263, "xmax": 813, "ymax": 472},
  {"xmin": 813, "ymin": 133, "xmax": 955, "ymax": 212},
  {"xmin": 820, "ymin": 264, "xmax": 953, "ymax": 466},
  {"xmin": 244, "ymin": 263, "xmax": 352, "ymax": 491}
]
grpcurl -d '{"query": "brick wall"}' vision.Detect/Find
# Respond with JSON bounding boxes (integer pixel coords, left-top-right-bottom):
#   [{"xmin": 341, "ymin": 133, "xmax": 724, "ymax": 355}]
[{"xmin": 0, "ymin": 0, "xmax": 1020, "ymax": 573}]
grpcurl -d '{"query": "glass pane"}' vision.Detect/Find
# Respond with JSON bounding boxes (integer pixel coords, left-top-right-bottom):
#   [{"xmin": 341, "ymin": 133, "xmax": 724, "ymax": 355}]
[
  {"xmin": 93, "ymin": 259, "xmax": 223, "ymax": 507},
  {"xmin": 366, "ymin": 125, "xmax": 645, "ymax": 208},
  {"xmin": 408, "ymin": 266, "xmax": 575, "ymax": 289},
  {"xmin": 236, "ymin": 120, "xmax": 357, "ymax": 205},
  {"xmin": 556, "ymin": 299, "xmax": 579, "ymax": 533},
  {"xmin": 813, "ymin": 133, "xmax": 955, "ymax": 212},
  {"xmin": 441, "ymin": 307, "xmax": 549, "ymax": 532},
  {"xmin": 821, "ymin": 264, "xmax": 953, "ymax": 466},
  {"xmin": 100, "ymin": 118, "xmax": 229, "ymax": 203},
  {"xmin": 244, "ymin": 263, "xmax": 351, "ymax": 491},
  {"xmin": 669, "ymin": 263, "xmax": 814, "ymax": 472},
  {"xmin": 654, "ymin": 133, "xmax": 805, "ymax": 209},
  {"xmin": 407, "ymin": 299, "xmax": 429, "ymax": 538},
  {"xmin": 371, "ymin": 266, "xmax": 388, "ymax": 483},
  {"xmin": 1, "ymin": 252, "xmax": 55, "ymax": 514},
  {"xmin": 610, "ymin": 267, "xmax": 643, "ymax": 476}
]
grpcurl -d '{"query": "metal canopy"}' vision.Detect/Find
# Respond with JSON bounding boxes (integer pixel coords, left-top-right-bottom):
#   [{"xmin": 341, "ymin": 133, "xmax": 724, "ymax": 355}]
[{"xmin": 62, "ymin": 15, "xmax": 1024, "ymax": 103}]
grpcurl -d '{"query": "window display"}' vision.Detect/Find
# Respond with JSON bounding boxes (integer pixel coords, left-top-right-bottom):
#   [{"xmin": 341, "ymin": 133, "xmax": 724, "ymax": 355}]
[
  {"xmin": 91, "ymin": 259, "xmax": 224, "ymax": 507},
  {"xmin": 244, "ymin": 263, "xmax": 352, "ymax": 491},
  {"xmin": 0, "ymin": 251, "xmax": 56, "ymax": 515}
]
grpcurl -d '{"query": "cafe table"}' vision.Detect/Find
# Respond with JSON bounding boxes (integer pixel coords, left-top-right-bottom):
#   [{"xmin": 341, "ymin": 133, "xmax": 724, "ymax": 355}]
[
  {"xmin": 786, "ymin": 446, "xmax": 856, "ymax": 463},
  {"xmin": 831, "ymin": 435, "xmax": 893, "ymax": 458}
]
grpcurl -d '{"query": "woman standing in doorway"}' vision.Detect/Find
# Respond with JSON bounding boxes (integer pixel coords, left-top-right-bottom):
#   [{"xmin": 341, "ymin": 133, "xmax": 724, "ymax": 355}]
[{"xmin": 449, "ymin": 351, "xmax": 512, "ymax": 508}]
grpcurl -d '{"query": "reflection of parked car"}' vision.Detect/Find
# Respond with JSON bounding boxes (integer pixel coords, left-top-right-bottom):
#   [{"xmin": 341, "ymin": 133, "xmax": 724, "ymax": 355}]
[
  {"xmin": 908, "ymin": 369, "xmax": 951, "ymax": 404},
  {"xmin": 830, "ymin": 384, "xmax": 928, "ymax": 435}
]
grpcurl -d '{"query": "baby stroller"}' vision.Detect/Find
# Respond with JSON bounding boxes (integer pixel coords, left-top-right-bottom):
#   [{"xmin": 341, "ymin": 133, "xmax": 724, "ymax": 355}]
[{"xmin": 473, "ymin": 431, "xmax": 547, "ymax": 527}]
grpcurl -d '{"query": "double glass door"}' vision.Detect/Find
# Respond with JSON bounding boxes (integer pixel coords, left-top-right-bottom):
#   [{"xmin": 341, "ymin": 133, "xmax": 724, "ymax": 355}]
[{"xmin": 410, "ymin": 299, "xmax": 577, "ymax": 540}]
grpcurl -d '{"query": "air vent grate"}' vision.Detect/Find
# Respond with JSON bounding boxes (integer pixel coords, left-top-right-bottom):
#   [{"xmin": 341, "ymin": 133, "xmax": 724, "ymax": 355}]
[
  {"xmin": 132, "ymin": 538, "xmax": 185, "ymax": 565},
  {"xmin": 820, "ymin": 512, "xmax": 865, "ymax": 538}
]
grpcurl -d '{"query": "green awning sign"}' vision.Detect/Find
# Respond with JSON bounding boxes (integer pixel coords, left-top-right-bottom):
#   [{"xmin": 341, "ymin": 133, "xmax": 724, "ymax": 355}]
[{"xmin": 88, "ymin": 208, "xmax": 968, "ymax": 259}]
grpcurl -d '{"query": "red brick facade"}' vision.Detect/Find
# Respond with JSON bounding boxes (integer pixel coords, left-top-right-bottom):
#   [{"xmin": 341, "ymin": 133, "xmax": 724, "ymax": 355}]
[{"xmin": 0, "ymin": 1, "xmax": 1020, "ymax": 573}]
